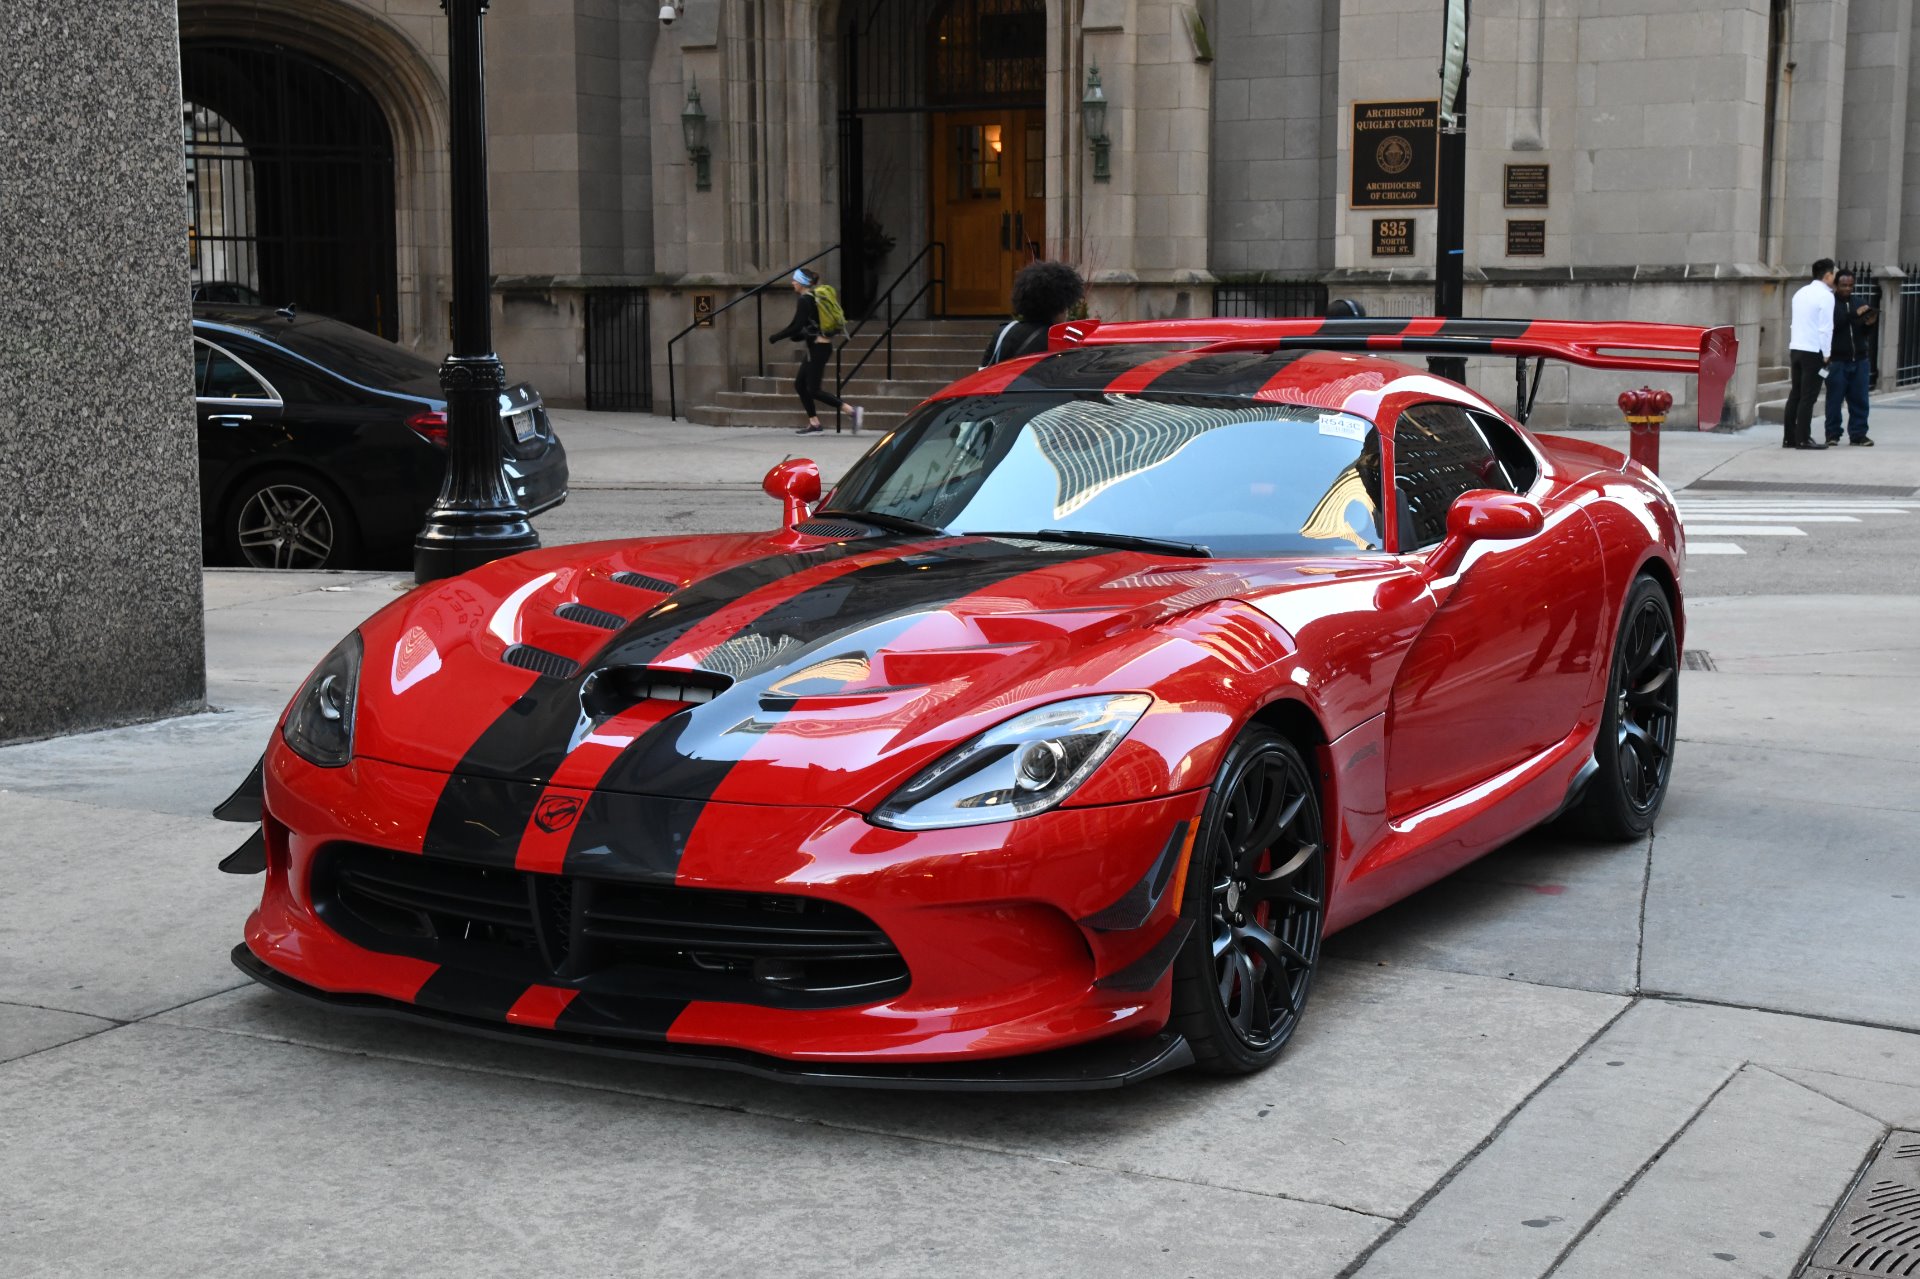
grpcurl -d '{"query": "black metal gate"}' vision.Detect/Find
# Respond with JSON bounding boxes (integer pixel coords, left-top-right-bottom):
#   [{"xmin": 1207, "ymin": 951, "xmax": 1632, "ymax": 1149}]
[
  {"xmin": 1212, "ymin": 282, "xmax": 1330, "ymax": 319},
  {"xmin": 585, "ymin": 291, "xmax": 654, "ymax": 412},
  {"xmin": 181, "ymin": 41, "xmax": 397, "ymax": 337},
  {"xmin": 1901, "ymin": 265, "xmax": 1920, "ymax": 388}
]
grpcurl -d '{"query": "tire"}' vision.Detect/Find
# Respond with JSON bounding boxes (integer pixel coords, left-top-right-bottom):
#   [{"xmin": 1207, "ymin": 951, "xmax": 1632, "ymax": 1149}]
[
  {"xmin": 1169, "ymin": 727, "xmax": 1326, "ymax": 1075},
  {"xmin": 224, "ymin": 469, "xmax": 360, "ymax": 570},
  {"xmin": 1563, "ymin": 574, "xmax": 1679, "ymax": 840}
]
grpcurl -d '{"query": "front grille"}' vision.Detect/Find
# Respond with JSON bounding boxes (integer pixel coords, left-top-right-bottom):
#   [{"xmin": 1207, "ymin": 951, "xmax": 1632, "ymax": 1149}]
[{"xmin": 312, "ymin": 845, "xmax": 909, "ymax": 1009}]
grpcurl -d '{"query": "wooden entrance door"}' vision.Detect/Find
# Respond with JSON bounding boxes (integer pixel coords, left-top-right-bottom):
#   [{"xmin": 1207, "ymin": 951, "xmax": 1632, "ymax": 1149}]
[{"xmin": 930, "ymin": 109, "xmax": 1045, "ymax": 316}]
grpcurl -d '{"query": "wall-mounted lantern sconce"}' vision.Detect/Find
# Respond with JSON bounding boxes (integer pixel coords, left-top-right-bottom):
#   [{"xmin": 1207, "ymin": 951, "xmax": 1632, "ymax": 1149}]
[
  {"xmin": 1081, "ymin": 65, "xmax": 1110, "ymax": 182},
  {"xmin": 682, "ymin": 80, "xmax": 711, "ymax": 190}
]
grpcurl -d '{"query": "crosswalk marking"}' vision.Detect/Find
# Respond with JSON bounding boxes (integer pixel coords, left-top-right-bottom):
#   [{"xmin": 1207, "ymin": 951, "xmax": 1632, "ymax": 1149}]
[
  {"xmin": 1685, "ymin": 525, "xmax": 1808, "ymax": 536},
  {"xmin": 1675, "ymin": 492, "xmax": 1917, "ymax": 558}
]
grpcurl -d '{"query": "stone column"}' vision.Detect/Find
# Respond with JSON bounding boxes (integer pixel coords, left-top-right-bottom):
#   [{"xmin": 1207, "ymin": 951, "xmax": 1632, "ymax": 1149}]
[
  {"xmin": 1079, "ymin": 0, "xmax": 1215, "ymax": 319},
  {"xmin": 2, "ymin": 4, "xmax": 205, "ymax": 739}
]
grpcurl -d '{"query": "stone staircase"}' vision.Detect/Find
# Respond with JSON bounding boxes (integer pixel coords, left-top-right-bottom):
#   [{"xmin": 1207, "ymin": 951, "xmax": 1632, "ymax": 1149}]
[{"xmin": 688, "ymin": 319, "xmax": 1002, "ymax": 430}]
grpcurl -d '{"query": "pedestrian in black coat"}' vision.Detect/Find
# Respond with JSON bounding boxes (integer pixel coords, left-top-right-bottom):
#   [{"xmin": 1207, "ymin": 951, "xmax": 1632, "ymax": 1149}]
[
  {"xmin": 770, "ymin": 268, "xmax": 864, "ymax": 435},
  {"xmin": 980, "ymin": 261, "xmax": 1088, "ymax": 367}
]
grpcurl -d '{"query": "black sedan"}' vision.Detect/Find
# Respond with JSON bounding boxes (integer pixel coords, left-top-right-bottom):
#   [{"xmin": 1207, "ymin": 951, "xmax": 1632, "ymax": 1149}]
[{"xmin": 193, "ymin": 305, "xmax": 568, "ymax": 569}]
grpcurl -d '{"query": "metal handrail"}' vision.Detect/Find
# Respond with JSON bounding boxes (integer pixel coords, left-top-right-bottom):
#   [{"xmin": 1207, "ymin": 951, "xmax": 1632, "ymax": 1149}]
[
  {"xmin": 665, "ymin": 244, "xmax": 841, "ymax": 420},
  {"xmin": 831, "ymin": 241, "xmax": 947, "ymax": 429}
]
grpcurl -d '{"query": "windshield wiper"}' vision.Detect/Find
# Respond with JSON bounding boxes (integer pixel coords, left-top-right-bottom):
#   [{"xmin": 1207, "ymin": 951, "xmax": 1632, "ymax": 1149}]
[
  {"xmin": 811, "ymin": 508, "xmax": 949, "ymax": 537},
  {"xmin": 962, "ymin": 529, "xmax": 1212, "ymax": 558}
]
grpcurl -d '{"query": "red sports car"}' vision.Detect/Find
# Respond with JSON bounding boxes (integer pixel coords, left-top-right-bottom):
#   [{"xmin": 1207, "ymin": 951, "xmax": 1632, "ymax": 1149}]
[{"xmin": 216, "ymin": 317, "xmax": 1735, "ymax": 1088}]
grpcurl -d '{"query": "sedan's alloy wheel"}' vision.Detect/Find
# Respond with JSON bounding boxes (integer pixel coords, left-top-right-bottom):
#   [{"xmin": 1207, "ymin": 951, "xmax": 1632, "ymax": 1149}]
[{"xmin": 237, "ymin": 483, "xmax": 336, "ymax": 569}]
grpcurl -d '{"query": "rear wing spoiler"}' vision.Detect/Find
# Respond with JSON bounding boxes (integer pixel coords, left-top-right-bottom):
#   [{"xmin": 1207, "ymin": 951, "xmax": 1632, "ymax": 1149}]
[{"xmin": 1049, "ymin": 317, "xmax": 1738, "ymax": 431}]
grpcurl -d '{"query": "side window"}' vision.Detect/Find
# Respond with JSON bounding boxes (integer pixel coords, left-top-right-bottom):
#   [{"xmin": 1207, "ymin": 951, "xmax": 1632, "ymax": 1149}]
[
  {"xmin": 1391, "ymin": 403, "xmax": 1518, "ymax": 550},
  {"xmin": 196, "ymin": 340, "xmax": 275, "ymax": 401},
  {"xmin": 1466, "ymin": 409, "xmax": 1541, "ymax": 492}
]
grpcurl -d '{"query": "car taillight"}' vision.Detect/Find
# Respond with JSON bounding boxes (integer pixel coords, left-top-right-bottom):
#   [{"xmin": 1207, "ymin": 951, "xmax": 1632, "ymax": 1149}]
[{"xmin": 407, "ymin": 408, "xmax": 449, "ymax": 447}]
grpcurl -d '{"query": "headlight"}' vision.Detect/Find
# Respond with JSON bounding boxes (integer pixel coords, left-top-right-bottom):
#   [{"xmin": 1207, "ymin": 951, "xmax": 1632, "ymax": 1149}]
[
  {"xmin": 282, "ymin": 631, "xmax": 363, "ymax": 768},
  {"xmin": 872, "ymin": 694, "xmax": 1152, "ymax": 831}
]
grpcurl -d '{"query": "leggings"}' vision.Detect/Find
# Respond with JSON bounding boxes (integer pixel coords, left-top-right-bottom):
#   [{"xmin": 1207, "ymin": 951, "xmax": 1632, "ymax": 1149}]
[{"xmin": 794, "ymin": 342, "xmax": 848, "ymax": 417}]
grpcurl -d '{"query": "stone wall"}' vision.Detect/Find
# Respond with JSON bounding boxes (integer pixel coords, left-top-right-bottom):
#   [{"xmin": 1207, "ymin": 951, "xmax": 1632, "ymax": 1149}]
[{"xmin": 0, "ymin": 4, "xmax": 205, "ymax": 743}]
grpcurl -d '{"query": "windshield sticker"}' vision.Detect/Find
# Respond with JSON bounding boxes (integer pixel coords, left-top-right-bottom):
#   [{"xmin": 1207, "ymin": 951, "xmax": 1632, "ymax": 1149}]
[{"xmin": 1317, "ymin": 414, "xmax": 1368, "ymax": 441}]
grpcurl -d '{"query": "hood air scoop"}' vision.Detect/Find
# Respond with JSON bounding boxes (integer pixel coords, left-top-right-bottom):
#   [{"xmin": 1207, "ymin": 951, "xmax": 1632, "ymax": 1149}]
[{"xmin": 581, "ymin": 665, "xmax": 733, "ymax": 723}]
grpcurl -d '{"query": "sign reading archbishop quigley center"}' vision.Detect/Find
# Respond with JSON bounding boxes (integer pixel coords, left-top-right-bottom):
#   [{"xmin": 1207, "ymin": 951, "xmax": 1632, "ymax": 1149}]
[{"xmin": 1350, "ymin": 100, "xmax": 1438, "ymax": 209}]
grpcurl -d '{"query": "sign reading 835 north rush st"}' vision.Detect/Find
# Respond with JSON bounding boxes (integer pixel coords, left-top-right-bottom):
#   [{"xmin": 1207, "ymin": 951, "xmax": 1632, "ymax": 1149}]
[{"xmin": 1350, "ymin": 100, "xmax": 1438, "ymax": 209}]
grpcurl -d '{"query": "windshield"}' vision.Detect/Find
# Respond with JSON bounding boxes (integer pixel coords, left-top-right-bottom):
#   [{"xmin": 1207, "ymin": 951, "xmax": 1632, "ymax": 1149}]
[{"xmin": 825, "ymin": 392, "xmax": 1384, "ymax": 557}]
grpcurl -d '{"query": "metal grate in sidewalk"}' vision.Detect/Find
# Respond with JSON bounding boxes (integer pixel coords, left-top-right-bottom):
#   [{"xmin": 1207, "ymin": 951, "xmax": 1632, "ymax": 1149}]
[{"xmin": 1798, "ymin": 1132, "xmax": 1920, "ymax": 1278}]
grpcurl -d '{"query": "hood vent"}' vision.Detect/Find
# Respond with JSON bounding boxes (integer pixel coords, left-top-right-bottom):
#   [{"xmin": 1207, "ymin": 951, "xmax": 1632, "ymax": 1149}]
[
  {"xmin": 612, "ymin": 571, "xmax": 678, "ymax": 593},
  {"xmin": 581, "ymin": 665, "xmax": 733, "ymax": 722},
  {"xmin": 556, "ymin": 602, "xmax": 627, "ymax": 630},
  {"xmin": 503, "ymin": 644, "xmax": 578, "ymax": 679},
  {"xmin": 794, "ymin": 518, "xmax": 879, "ymax": 540}
]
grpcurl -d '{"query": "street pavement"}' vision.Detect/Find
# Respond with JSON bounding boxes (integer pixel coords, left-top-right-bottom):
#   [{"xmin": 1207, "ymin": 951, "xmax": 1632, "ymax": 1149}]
[{"xmin": 3, "ymin": 395, "xmax": 1918, "ymax": 1277}]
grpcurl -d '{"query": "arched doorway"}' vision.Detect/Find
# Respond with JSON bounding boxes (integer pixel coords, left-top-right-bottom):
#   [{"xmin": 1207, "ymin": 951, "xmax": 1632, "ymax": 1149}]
[
  {"xmin": 840, "ymin": 0, "xmax": 1047, "ymax": 317},
  {"xmin": 181, "ymin": 41, "xmax": 398, "ymax": 337}
]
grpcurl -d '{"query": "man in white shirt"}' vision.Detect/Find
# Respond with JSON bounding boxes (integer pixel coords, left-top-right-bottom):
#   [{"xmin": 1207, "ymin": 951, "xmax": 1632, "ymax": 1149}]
[{"xmin": 1784, "ymin": 258, "xmax": 1836, "ymax": 450}]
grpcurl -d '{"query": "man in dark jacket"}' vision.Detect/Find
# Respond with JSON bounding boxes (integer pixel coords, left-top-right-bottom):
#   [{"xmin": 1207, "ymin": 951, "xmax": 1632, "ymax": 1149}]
[
  {"xmin": 1824, "ymin": 271, "xmax": 1876, "ymax": 446},
  {"xmin": 980, "ymin": 261, "xmax": 1088, "ymax": 366}
]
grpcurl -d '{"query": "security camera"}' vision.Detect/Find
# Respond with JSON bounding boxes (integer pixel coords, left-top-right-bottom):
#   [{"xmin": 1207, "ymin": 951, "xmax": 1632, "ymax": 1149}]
[{"xmin": 659, "ymin": 3, "xmax": 678, "ymax": 25}]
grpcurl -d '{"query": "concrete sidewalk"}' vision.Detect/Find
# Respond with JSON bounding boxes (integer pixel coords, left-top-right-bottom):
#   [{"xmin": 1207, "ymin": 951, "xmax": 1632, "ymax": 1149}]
[{"xmin": 3, "ymin": 409, "xmax": 1918, "ymax": 1277}]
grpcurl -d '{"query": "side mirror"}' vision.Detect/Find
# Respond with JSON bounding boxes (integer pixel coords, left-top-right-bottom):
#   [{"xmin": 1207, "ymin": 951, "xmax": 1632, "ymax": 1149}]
[
  {"xmin": 1423, "ymin": 489, "xmax": 1544, "ymax": 578},
  {"xmin": 763, "ymin": 459, "xmax": 822, "ymax": 529}
]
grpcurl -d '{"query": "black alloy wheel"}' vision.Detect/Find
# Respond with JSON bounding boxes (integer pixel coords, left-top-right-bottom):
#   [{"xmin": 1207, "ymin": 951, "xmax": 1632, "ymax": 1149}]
[
  {"xmin": 226, "ymin": 470, "xmax": 359, "ymax": 570},
  {"xmin": 1171, "ymin": 727, "xmax": 1325, "ymax": 1075},
  {"xmin": 1565, "ymin": 575, "xmax": 1679, "ymax": 840}
]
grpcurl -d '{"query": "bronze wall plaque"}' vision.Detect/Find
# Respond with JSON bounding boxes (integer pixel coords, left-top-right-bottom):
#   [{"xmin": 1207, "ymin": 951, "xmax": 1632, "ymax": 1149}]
[
  {"xmin": 693, "ymin": 293, "xmax": 715, "ymax": 327},
  {"xmin": 1350, "ymin": 100, "xmax": 1438, "ymax": 209},
  {"xmin": 1371, "ymin": 217, "xmax": 1415, "ymax": 257},
  {"xmin": 1506, "ymin": 219, "xmax": 1546, "ymax": 257},
  {"xmin": 1504, "ymin": 163, "xmax": 1549, "ymax": 207}
]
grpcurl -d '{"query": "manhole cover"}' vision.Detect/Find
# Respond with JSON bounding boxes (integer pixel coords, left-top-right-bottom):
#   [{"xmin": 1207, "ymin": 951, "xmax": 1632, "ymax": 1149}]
[
  {"xmin": 1799, "ymin": 1132, "xmax": 1920, "ymax": 1278},
  {"xmin": 1682, "ymin": 480, "xmax": 1919, "ymax": 497},
  {"xmin": 1682, "ymin": 649, "xmax": 1715, "ymax": 671}
]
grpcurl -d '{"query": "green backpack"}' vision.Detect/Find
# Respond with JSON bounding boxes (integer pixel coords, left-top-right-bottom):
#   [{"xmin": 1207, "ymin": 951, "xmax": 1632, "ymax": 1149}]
[{"xmin": 813, "ymin": 284, "xmax": 846, "ymax": 336}]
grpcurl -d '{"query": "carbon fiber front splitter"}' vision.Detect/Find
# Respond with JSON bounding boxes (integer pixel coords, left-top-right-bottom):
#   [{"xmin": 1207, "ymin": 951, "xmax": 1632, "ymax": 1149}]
[{"xmin": 230, "ymin": 944, "xmax": 1194, "ymax": 1091}]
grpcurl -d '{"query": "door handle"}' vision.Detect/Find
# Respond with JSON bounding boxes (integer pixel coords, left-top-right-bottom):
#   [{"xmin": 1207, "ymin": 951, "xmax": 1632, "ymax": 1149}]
[
  {"xmin": 1013, "ymin": 212, "xmax": 1026, "ymax": 256},
  {"xmin": 1000, "ymin": 211, "xmax": 1010, "ymax": 250},
  {"xmin": 208, "ymin": 413, "xmax": 252, "ymax": 424}
]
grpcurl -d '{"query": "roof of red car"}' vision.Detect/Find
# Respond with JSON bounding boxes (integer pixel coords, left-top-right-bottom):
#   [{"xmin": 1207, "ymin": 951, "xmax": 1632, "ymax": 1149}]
[{"xmin": 933, "ymin": 346, "xmax": 1450, "ymax": 419}]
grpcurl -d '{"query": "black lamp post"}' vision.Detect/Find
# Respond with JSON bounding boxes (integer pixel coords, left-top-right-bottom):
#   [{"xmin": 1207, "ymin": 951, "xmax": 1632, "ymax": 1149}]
[{"xmin": 415, "ymin": 0, "xmax": 540, "ymax": 584}]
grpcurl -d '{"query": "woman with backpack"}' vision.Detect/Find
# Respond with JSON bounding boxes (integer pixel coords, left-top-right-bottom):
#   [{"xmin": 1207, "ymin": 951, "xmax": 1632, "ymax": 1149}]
[{"xmin": 769, "ymin": 268, "xmax": 864, "ymax": 436}]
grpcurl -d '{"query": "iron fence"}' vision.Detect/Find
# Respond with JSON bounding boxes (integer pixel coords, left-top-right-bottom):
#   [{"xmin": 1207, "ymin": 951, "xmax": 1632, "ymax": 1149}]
[
  {"xmin": 1212, "ymin": 281, "xmax": 1329, "ymax": 319},
  {"xmin": 1901, "ymin": 265, "xmax": 1920, "ymax": 388},
  {"xmin": 585, "ymin": 290, "xmax": 653, "ymax": 413}
]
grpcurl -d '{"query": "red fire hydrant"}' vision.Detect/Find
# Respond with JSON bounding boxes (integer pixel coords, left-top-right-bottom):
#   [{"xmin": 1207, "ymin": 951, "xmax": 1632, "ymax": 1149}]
[{"xmin": 1617, "ymin": 386, "xmax": 1673, "ymax": 475}]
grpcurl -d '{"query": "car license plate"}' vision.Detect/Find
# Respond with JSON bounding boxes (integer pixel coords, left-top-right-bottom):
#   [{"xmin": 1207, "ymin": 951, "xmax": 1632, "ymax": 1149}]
[{"xmin": 510, "ymin": 409, "xmax": 537, "ymax": 442}]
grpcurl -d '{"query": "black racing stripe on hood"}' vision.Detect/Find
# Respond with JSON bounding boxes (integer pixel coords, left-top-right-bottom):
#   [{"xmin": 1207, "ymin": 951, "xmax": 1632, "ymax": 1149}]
[
  {"xmin": 421, "ymin": 539, "xmax": 898, "ymax": 864},
  {"xmin": 561, "ymin": 538, "xmax": 1104, "ymax": 879},
  {"xmin": 1140, "ymin": 352, "xmax": 1306, "ymax": 397}
]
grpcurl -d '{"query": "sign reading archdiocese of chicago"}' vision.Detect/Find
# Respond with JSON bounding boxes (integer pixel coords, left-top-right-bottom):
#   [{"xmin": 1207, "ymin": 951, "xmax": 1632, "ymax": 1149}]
[
  {"xmin": 1372, "ymin": 217, "xmax": 1415, "ymax": 257},
  {"xmin": 1350, "ymin": 100, "xmax": 1438, "ymax": 209},
  {"xmin": 1504, "ymin": 164, "xmax": 1550, "ymax": 208},
  {"xmin": 1506, "ymin": 219, "xmax": 1547, "ymax": 257}
]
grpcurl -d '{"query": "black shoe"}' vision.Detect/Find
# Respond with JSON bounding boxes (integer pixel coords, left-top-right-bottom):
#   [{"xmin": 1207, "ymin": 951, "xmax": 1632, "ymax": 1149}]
[
  {"xmin": 1782, "ymin": 440, "xmax": 1796, "ymax": 448},
  {"xmin": 795, "ymin": 425, "xmax": 823, "ymax": 435},
  {"xmin": 1794, "ymin": 439, "xmax": 1827, "ymax": 449},
  {"xmin": 1851, "ymin": 436, "xmax": 1875, "ymax": 446},
  {"xmin": 1827, "ymin": 435, "xmax": 1843, "ymax": 445}
]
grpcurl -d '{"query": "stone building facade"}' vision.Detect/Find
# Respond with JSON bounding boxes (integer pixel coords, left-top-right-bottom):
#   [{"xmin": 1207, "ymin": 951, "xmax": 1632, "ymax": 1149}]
[{"xmin": 177, "ymin": 0, "xmax": 1920, "ymax": 426}]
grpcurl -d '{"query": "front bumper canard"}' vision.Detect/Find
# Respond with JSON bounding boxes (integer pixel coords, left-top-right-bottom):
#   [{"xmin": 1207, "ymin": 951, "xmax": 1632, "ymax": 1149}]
[{"xmin": 230, "ymin": 944, "xmax": 1194, "ymax": 1092}]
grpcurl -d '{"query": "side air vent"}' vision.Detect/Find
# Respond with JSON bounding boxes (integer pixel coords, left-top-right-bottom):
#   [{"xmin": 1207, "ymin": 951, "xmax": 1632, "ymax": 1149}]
[
  {"xmin": 556, "ymin": 602, "xmax": 627, "ymax": 630},
  {"xmin": 793, "ymin": 519, "xmax": 879, "ymax": 540},
  {"xmin": 502, "ymin": 644, "xmax": 578, "ymax": 679},
  {"xmin": 612, "ymin": 571, "xmax": 678, "ymax": 593}
]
